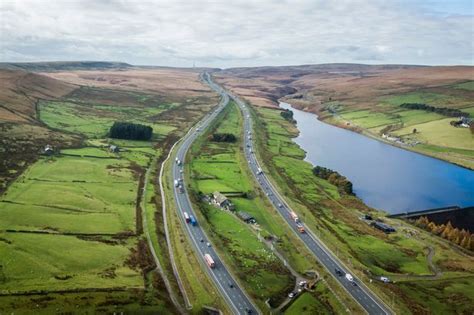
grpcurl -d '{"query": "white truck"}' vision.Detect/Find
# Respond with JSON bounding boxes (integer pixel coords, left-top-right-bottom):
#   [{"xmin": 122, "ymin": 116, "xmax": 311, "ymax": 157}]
[{"xmin": 204, "ymin": 253, "xmax": 216, "ymax": 268}]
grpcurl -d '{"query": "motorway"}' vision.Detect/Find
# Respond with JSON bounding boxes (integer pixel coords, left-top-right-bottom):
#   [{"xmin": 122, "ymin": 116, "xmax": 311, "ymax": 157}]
[
  {"xmin": 170, "ymin": 73, "xmax": 258, "ymax": 315},
  {"xmin": 206, "ymin": 76, "xmax": 392, "ymax": 315}
]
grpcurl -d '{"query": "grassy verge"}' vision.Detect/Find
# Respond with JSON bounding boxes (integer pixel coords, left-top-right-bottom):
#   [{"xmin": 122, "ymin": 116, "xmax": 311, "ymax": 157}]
[{"xmin": 251, "ymin": 104, "xmax": 474, "ymax": 314}]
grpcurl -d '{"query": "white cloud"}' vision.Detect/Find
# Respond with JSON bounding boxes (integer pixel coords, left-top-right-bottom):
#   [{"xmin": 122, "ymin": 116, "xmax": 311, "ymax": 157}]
[{"xmin": 0, "ymin": 0, "xmax": 472, "ymax": 67}]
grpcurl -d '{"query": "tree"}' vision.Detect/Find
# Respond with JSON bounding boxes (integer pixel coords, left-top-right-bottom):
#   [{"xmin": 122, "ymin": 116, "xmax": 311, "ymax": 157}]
[
  {"xmin": 109, "ymin": 122, "xmax": 153, "ymax": 140},
  {"xmin": 280, "ymin": 109, "xmax": 295, "ymax": 122},
  {"xmin": 441, "ymin": 221, "xmax": 453, "ymax": 239},
  {"xmin": 427, "ymin": 221, "xmax": 436, "ymax": 232},
  {"xmin": 470, "ymin": 123, "xmax": 474, "ymax": 135},
  {"xmin": 448, "ymin": 228, "xmax": 460, "ymax": 243},
  {"xmin": 460, "ymin": 235, "xmax": 469, "ymax": 249},
  {"xmin": 210, "ymin": 133, "xmax": 236, "ymax": 143},
  {"xmin": 412, "ymin": 128, "xmax": 417, "ymax": 134}
]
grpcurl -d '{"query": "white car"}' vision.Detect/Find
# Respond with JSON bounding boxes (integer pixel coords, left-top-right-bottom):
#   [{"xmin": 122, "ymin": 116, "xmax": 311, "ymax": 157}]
[
  {"xmin": 288, "ymin": 292, "xmax": 295, "ymax": 298},
  {"xmin": 345, "ymin": 273, "xmax": 354, "ymax": 282},
  {"xmin": 380, "ymin": 276, "xmax": 390, "ymax": 283}
]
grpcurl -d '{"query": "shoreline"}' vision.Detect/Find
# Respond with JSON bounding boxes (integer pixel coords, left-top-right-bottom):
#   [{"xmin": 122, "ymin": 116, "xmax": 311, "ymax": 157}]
[{"xmin": 280, "ymin": 101, "xmax": 474, "ymax": 172}]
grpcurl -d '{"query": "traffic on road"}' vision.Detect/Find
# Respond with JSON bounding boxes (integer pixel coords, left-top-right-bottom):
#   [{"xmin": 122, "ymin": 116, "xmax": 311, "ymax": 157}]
[{"xmin": 170, "ymin": 73, "xmax": 258, "ymax": 315}]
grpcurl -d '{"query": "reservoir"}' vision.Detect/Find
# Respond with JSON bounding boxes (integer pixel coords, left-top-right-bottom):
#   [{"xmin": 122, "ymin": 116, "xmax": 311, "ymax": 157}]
[{"xmin": 280, "ymin": 102, "xmax": 474, "ymax": 214}]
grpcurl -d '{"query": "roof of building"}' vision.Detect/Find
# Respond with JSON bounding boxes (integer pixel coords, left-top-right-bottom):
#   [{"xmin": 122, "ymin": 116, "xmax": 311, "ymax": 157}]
[
  {"xmin": 372, "ymin": 221, "xmax": 395, "ymax": 231},
  {"xmin": 213, "ymin": 191, "xmax": 229, "ymax": 205},
  {"xmin": 237, "ymin": 211, "xmax": 254, "ymax": 221}
]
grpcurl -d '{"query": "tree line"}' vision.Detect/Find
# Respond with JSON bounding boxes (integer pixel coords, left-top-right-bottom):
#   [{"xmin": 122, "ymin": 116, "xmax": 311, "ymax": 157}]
[
  {"xmin": 280, "ymin": 109, "xmax": 295, "ymax": 122},
  {"xmin": 109, "ymin": 122, "xmax": 153, "ymax": 140},
  {"xmin": 400, "ymin": 103, "xmax": 470, "ymax": 118},
  {"xmin": 313, "ymin": 166, "xmax": 353, "ymax": 195},
  {"xmin": 209, "ymin": 133, "xmax": 237, "ymax": 143},
  {"xmin": 413, "ymin": 216, "xmax": 473, "ymax": 251}
]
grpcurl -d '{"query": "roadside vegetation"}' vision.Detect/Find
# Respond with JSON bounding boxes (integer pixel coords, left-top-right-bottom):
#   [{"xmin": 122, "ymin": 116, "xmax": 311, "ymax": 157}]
[{"xmin": 251, "ymin": 104, "xmax": 474, "ymax": 314}]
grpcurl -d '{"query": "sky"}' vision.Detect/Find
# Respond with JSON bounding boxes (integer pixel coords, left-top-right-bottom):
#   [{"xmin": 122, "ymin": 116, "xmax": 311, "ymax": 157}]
[{"xmin": 0, "ymin": 0, "xmax": 472, "ymax": 68}]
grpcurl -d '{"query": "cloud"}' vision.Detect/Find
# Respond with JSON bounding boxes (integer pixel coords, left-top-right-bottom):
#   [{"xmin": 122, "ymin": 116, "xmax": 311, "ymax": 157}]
[{"xmin": 0, "ymin": 0, "xmax": 472, "ymax": 67}]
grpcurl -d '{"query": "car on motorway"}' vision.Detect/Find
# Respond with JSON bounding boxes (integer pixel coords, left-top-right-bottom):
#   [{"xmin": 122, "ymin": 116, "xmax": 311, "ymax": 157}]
[
  {"xmin": 278, "ymin": 203, "xmax": 282, "ymax": 208},
  {"xmin": 299, "ymin": 280, "xmax": 307, "ymax": 287},
  {"xmin": 206, "ymin": 242, "xmax": 211, "ymax": 247},
  {"xmin": 228, "ymin": 282, "xmax": 234, "ymax": 288},
  {"xmin": 345, "ymin": 273, "xmax": 354, "ymax": 282},
  {"xmin": 288, "ymin": 292, "xmax": 295, "ymax": 298},
  {"xmin": 335, "ymin": 268, "xmax": 344, "ymax": 276}
]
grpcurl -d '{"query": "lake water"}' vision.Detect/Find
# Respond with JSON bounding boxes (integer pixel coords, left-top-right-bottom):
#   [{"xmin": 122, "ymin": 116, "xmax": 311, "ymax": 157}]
[{"xmin": 280, "ymin": 102, "xmax": 474, "ymax": 214}]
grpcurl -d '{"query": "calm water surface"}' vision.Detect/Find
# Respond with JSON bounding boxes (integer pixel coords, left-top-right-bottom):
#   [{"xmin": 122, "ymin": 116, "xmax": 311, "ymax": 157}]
[{"xmin": 280, "ymin": 102, "xmax": 474, "ymax": 214}]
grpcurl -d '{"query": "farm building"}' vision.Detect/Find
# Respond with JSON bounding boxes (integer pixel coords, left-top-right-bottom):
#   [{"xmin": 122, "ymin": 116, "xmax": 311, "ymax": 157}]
[
  {"xmin": 237, "ymin": 211, "xmax": 256, "ymax": 224},
  {"xmin": 43, "ymin": 144, "xmax": 54, "ymax": 155},
  {"xmin": 212, "ymin": 191, "xmax": 235, "ymax": 211},
  {"xmin": 371, "ymin": 221, "xmax": 396, "ymax": 233}
]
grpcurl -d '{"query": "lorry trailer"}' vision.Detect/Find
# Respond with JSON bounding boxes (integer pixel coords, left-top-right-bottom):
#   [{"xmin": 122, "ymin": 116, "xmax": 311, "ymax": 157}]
[{"xmin": 204, "ymin": 253, "xmax": 216, "ymax": 268}]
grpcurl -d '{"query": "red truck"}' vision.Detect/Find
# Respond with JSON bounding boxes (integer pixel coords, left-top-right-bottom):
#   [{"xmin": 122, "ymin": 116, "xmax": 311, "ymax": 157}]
[
  {"xmin": 296, "ymin": 223, "xmax": 305, "ymax": 233},
  {"xmin": 204, "ymin": 253, "xmax": 215, "ymax": 268}
]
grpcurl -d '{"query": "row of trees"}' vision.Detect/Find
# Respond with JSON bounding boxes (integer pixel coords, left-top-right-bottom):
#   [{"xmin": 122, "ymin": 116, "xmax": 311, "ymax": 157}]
[
  {"xmin": 109, "ymin": 122, "xmax": 153, "ymax": 140},
  {"xmin": 210, "ymin": 133, "xmax": 237, "ymax": 143},
  {"xmin": 413, "ymin": 216, "xmax": 473, "ymax": 251},
  {"xmin": 313, "ymin": 166, "xmax": 353, "ymax": 195},
  {"xmin": 400, "ymin": 103, "xmax": 469, "ymax": 118},
  {"xmin": 280, "ymin": 109, "xmax": 295, "ymax": 122}
]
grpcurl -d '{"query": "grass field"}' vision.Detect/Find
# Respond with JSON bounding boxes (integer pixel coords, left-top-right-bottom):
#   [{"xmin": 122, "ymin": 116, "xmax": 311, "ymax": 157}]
[
  {"xmin": 40, "ymin": 100, "xmax": 176, "ymax": 139},
  {"xmin": 252, "ymin": 105, "xmax": 474, "ymax": 314},
  {"xmin": 394, "ymin": 118, "xmax": 473, "ymax": 150}
]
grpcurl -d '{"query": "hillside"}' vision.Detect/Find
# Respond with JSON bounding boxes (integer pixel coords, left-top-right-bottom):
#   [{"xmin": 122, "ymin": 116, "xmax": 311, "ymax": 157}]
[
  {"xmin": 0, "ymin": 69, "xmax": 81, "ymax": 192},
  {"xmin": 214, "ymin": 64, "xmax": 474, "ymax": 168},
  {"xmin": 0, "ymin": 61, "xmax": 132, "ymax": 72}
]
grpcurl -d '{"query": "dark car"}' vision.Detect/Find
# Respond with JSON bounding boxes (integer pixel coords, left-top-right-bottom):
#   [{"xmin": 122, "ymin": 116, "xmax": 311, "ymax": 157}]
[
  {"xmin": 335, "ymin": 268, "xmax": 344, "ymax": 276},
  {"xmin": 229, "ymin": 282, "xmax": 234, "ymax": 288}
]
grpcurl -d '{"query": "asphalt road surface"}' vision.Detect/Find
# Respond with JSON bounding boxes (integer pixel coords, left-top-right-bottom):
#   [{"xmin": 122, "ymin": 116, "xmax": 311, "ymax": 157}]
[
  {"xmin": 209, "ymin": 76, "xmax": 392, "ymax": 315},
  {"xmin": 171, "ymin": 73, "xmax": 258, "ymax": 315}
]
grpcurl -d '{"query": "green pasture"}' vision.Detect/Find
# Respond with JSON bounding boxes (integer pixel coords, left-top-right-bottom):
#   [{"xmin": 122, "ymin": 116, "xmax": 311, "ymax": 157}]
[
  {"xmin": 0, "ymin": 155, "xmax": 139, "ymax": 234},
  {"xmin": 394, "ymin": 118, "xmax": 474, "ymax": 150},
  {"xmin": 39, "ymin": 100, "xmax": 176, "ymax": 139},
  {"xmin": 0, "ymin": 232, "xmax": 141, "ymax": 292},
  {"xmin": 453, "ymin": 80, "xmax": 474, "ymax": 91}
]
